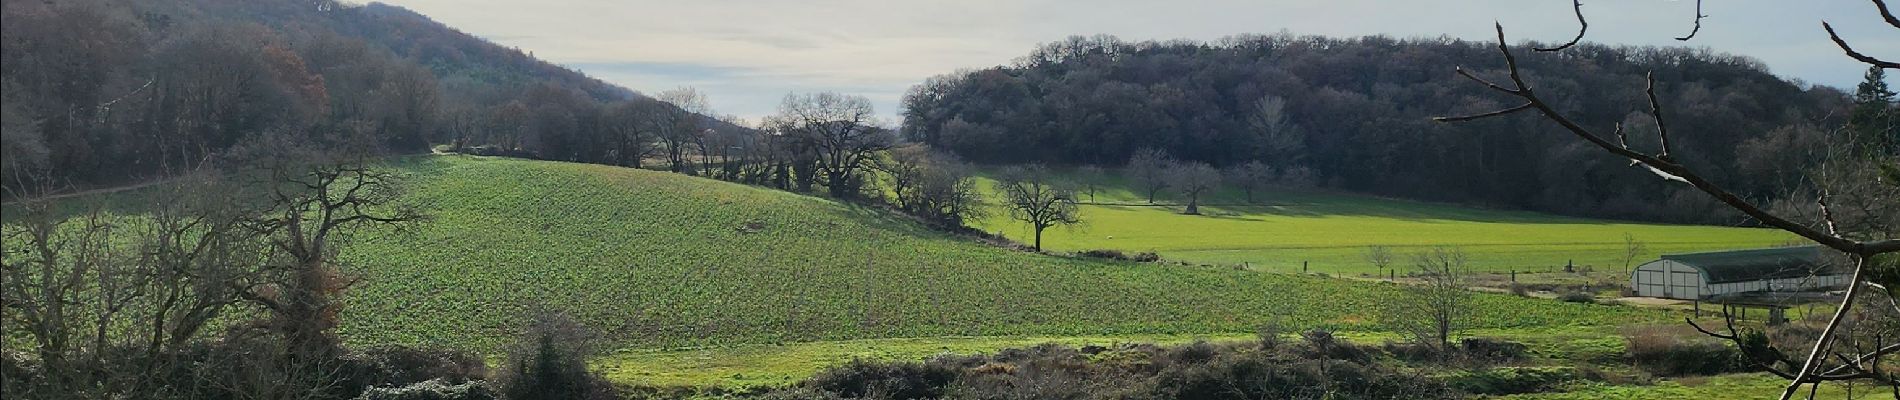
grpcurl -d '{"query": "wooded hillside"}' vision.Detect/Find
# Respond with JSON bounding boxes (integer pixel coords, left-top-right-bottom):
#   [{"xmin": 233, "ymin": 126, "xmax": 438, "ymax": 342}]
[{"xmin": 902, "ymin": 34, "xmax": 1883, "ymax": 223}]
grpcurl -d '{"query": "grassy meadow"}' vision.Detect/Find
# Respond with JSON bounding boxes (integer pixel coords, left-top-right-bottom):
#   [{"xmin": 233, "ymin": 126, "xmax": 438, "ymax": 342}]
[{"xmin": 970, "ymin": 168, "xmax": 1798, "ymax": 275}]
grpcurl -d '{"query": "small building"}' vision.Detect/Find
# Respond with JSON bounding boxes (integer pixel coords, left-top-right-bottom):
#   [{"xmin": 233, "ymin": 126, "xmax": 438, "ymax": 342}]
[{"xmin": 1629, "ymin": 246, "xmax": 1846, "ymax": 300}]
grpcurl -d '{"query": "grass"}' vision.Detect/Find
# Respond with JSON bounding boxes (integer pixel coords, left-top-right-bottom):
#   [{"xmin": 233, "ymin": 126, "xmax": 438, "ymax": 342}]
[
  {"xmin": 970, "ymin": 168, "xmax": 1799, "ymax": 275},
  {"xmin": 331, "ymin": 156, "xmax": 1661, "ymax": 352}
]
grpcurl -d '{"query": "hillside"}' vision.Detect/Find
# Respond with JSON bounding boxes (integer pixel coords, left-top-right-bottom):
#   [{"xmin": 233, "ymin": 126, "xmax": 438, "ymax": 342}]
[
  {"xmin": 311, "ymin": 156, "xmax": 1667, "ymax": 352},
  {"xmin": 902, "ymin": 35, "xmax": 1856, "ymax": 224},
  {"xmin": 0, "ymin": 0, "xmax": 743, "ymax": 188}
]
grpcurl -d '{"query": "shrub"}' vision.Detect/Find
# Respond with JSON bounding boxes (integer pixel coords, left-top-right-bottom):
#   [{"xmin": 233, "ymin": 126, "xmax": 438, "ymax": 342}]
[
  {"xmin": 1460, "ymin": 337, "xmax": 1530, "ymax": 362},
  {"xmin": 1623, "ymin": 325, "xmax": 1745, "ymax": 376},
  {"xmin": 356, "ymin": 379, "xmax": 498, "ymax": 400},
  {"xmin": 1557, "ymin": 291, "xmax": 1596, "ymax": 304},
  {"xmin": 1076, "ymin": 249, "xmax": 1129, "ymax": 260},
  {"xmin": 805, "ymin": 359, "xmax": 959, "ymax": 400},
  {"xmin": 497, "ymin": 312, "xmax": 618, "ymax": 400},
  {"xmin": 1445, "ymin": 367, "xmax": 1580, "ymax": 395}
]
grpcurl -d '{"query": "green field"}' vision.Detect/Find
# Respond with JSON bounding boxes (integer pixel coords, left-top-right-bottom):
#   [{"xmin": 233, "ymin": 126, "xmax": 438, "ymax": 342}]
[
  {"xmin": 325, "ymin": 156, "xmax": 1660, "ymax": 354},
  {"xmin": 971, "ymin": 169, "xmax": 1798, "ymax": 275}
]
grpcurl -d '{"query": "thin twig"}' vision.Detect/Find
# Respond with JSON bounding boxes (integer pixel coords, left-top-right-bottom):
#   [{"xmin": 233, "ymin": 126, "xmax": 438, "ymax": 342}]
[
  {"xmin": 1676, "ymin": 0, "xmax": 1707, "ymax": 41},
  {"xmin": 1536, "ymin": 0, "xmax": 1587, "ymax": 52}
]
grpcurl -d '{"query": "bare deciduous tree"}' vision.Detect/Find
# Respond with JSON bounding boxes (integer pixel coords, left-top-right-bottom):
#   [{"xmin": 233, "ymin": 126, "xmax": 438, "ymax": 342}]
[
  {"xmin": 776, "ymin": 92, "xmax": 894, "ymax": 199},
  {"xmin": 1227, "ymin": 161, "xmax": 1275, "ymax": 204},
  {"xmin": 1619, "ymin": 233, "xmax": 1647, "ymax": 276},
  {"xmin": 233, "ymin": 138, "xmax": 423, "ymax": 368},
  {"xmin": 652, "ymin": 87, "xmax": 709, "ymax": 173},
  {"xmin": 1364, "ymin": 245, "xmax": 1394, "ymax": 272},
  {"xmin": 997, "ymin": 165, "xmax": 1082, "ymax": 251},
  {"xmin": 879, "ymin": 144, "xmax": 986, "ymax": 227},
  {"xmin": 1127, "ymin": 147, "xmax": 1174, "ymax": 204},
  {"xmin": 1385, "ymin": 247, "xmax": 1472, "ymax": 352},
  {"xmin": 1167, "ymin": 161, "xmax": 1221, "ymax": 215}
]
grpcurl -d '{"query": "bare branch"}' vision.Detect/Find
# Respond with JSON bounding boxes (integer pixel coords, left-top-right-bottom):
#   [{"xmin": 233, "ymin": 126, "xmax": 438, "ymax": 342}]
[
  {"xmin": 1823, "ymin": 22, "xmax": 1900, "ymax": 69},
  {"xmin": 1878, "ymin": 0, "xmax": 1900, "ymax": 29},
  {"xmin": 1536, "ymin": 0, "xmax": 1588, "ymax": 52},
  {"xmin": 1433, "ymin": 102, "xmax": 1534, "ymax": 122},
  {"xmin": 1675, "ymin": 0, "xmax": 1707, "ymax": 41},
  {"xmin": 1644, "ymin": 72, "xmax": 1674, "ymax": 159}
]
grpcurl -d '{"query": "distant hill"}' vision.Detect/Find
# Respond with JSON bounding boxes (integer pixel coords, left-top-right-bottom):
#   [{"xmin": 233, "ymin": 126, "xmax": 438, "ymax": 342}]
[
  {"xmin": 0, "ymin": 0, "xmax": 743, "ymax": 188},
  {"xmin": 902, "ymin": 34, "xmax": 1858, "ymax": 224}
]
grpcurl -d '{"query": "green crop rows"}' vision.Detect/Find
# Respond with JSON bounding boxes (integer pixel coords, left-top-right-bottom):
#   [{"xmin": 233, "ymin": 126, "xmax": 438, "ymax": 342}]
[{"xmin": 319, "ymin": 156, "xmax": 1668, "ymax": 352}]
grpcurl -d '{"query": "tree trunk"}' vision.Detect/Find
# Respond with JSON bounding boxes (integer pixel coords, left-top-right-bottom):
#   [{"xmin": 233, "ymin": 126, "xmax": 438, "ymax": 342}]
[
  {"xmin": 1184, "ymin": 196, "xmax": 1200, "ymax": 215},
  {"xmin": 1033, "ymin": 226, "xmax": 1044, "ymax": 251}
]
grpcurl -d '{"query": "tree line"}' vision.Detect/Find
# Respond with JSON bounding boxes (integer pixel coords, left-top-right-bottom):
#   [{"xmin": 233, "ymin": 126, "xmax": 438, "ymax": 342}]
[{"xmin": 901, "ymin": 33, "xmax": 1895, "ymax": 224}]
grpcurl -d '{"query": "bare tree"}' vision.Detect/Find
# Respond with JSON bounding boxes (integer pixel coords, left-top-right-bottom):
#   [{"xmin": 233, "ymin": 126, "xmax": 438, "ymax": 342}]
[
  {"xmin": 652, "ymin": 87, "xmax": 708, "ymax": 173},
  {"xmin": 1127, "ymin": 147, "xmax": 1174, "ymax": 204},
  {"xmin": 1364, "ymin": 245, "xmax": 1394, "ymax": 272},
  {"xmin": 232, "ymin": 138, "xmax": 423, "ymax": 368},
  {"xmin": 1384, "ymin": 247, "xmax": 1472, "ymax": 352},
  {"xmin": 1077, "ymin": 165, "xmax": 1105, "ymax": 203},
  {"xmin": 1226, "ymin": 161, "xmax": 1275, "ymax": 204},
  {"xmin": 997, "ymin": 165, "xmax": 1082, "ymax": 251},
  {"xmin": 776, "ymin": 92, "xmax": 893, "ymax": 199},
  {"xmin": 1619, "ymin": 233, "xmax": 1647, "ymax": 276},
  {"xmin": 1247, "ymin": 95, "xmax": 1305, "ymax": 166},
  {"xmin": 1434, "ymin": 2, "xmax": 1899, "ymax": 396},
  {"xmin": 1167, "ymin": 161, "xmax": 1221, "ymax": 215},
  {"xmin": 878, "ymin": 144, "xmax": 986, "ymax": 227}
]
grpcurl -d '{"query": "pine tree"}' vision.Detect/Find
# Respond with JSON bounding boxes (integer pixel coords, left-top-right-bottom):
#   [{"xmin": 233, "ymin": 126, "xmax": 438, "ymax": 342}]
[{"xmin": 1848, "ymin": 66, "xmax": 1897, "ymax": 156}]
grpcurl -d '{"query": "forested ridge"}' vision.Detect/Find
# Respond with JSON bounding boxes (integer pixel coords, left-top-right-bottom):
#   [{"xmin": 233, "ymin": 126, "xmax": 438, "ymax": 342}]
[
  {"xmin": 0, "ymin": 0, "xmax": 742, "ymax": 191},
  {"xmin": 902, "ymin": 34, "xmax": 1894, "ymax": 223}
]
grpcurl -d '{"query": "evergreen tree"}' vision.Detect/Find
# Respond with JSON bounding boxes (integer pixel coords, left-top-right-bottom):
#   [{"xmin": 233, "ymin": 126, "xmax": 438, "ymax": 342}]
[{"xmin": 1849, "ymin": 66, "xmax": 1897, "ymax": 156}]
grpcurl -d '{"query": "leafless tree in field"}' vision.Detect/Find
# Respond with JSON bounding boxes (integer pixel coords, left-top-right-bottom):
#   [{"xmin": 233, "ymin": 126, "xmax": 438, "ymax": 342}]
[
  {"xmin": 1364, "ymin": 245, "xmax": 1395, "ymax": 272},
  {"xmin": 1227, "ymin": 161, "xmax": 1275, "ymax": 204},
  {"xmin": 1127, "ymin": 147, "xmax": 1175, "ymax": 204},
  {"xmin": 231, "ymin": 136, "xmax": 423, "ymax": 372},
  {"xmin": 997, "ymin": 165, "xmax": 1083, "ymax": 251},
  {"xmin": 1434, "ymin": 2, "xmax": 1898, "ymax": 396},
  {"xmin": 1167, "ymin": 161, "xmax": 1222, "ymax": 215},
  {"xmin": 1618, "ymin": 233, "xmax": 1647, "ymax": 277},
  {"xmin": 1385, "ymin": 247, "xmax": 1472, "ymax": 352}
]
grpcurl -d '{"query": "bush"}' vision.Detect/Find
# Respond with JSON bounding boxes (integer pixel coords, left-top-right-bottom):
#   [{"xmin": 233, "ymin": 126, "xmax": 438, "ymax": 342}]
[
  {"xmin": 497, "ymin": 312, "xmax": 618, "ymax": 400},
  {"xmin": 1557, "ymin": 291, "xmax": 1596, "ymax": 304},
  {"xmin": 1460, "ymin": 337, "xmax": 1530, "ymax": 362},
  {"xmin": 356, "ymin": 379, "xmax": 498, "ymax": 400},
  {"xmin": 1623, "ymin": 326, "xmax": 1745, "ymax": 376},
  {"xmin": 1446, "ymin": 367, "xmax": 1580, "ymax": 395},
  {"xmin": 1077, "ymin": 249, "xmax": 1129, "ymax": 260},
  {"xmin": 346, "ymin": 347, "xmax": 490, "ymax": 389},
  {"xmin": 805, "ymin": 359, "xmax": 959, "ymax": 400}
]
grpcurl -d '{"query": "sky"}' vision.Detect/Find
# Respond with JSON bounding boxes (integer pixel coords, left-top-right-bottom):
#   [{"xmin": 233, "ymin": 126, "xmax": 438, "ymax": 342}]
[{"xmin": 376, "ymin": 0, "xmax": 1898, "ymax": 124}]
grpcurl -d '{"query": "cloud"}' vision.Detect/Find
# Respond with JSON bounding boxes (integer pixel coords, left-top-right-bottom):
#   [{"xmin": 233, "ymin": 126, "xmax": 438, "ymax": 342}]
[{"xmin": 379, "ymin": 0, "xmax": 1897, "ymax": 121}]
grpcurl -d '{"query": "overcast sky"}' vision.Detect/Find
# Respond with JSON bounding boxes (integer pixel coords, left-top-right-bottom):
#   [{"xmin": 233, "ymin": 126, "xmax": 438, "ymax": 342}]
[{"xmin": 376, "ymin": 0, "xmax": 1897, "ymax": 124}]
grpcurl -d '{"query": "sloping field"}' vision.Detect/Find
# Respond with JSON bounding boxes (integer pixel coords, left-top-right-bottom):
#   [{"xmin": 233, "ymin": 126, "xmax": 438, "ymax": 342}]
[{"xmin": 321, "ymin": 156, "xmax": 1660, "ymax": 352}]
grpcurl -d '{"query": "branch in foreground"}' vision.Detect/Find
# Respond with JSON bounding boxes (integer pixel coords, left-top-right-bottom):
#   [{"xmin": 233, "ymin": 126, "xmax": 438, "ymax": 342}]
[
  {"xmin": 1823, "ymin": 22, "xmax": 1900, "ymax": 69},
  {"xmin": 1535, "ymin": 0, "xmax": 1587, "ymax": 52},
  {"xmin": 1675, "ymin": 0, "xmax": 1706, "ymax": 41}
]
